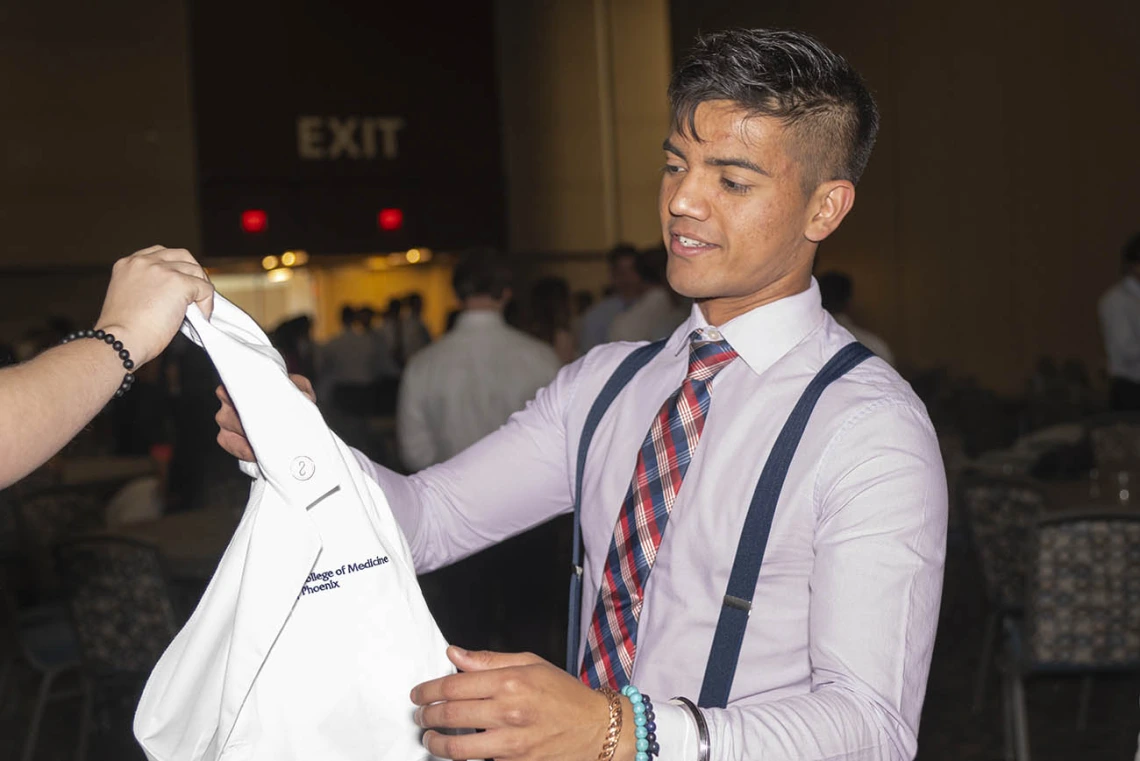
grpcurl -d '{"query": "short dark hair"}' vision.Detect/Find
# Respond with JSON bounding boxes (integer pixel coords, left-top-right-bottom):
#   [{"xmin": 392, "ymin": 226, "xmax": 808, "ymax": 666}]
[
  {"xmin": 340, "ymin": 305, "xmax": 356, "ymax": 327},
  {"xmin": 607, "ymin": 243, "xmax": 638, "ymax": 268},
  {"xmin": 1123, "ymin": 233, "xmax": 1140, "ymax": 266},
  {"xmin": 817, "ymin": 271, "xmax": 853, "ymax": 313},
  {"xmin": 669, "ymin": 28, "xmax": 879, "ymax": 188},
  {"xmin": 452, "ymin": 248, "xmax": 513, "ymax": 301}
]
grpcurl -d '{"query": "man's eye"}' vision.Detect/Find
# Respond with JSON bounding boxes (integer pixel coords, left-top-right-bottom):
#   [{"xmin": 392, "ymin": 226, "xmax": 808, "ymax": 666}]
[
  {"xmin": 721, "ymin": 178, "xmax": 750, "ymax": 194},
  {"xmin": 662, "ymin": 164, "xmax": 685, "ymax": 175}
]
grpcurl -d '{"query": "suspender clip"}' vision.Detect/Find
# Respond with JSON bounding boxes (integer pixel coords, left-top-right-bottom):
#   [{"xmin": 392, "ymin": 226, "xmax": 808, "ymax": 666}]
[
  {"xmin": 723, "ymin": 594, "xmax": 752, "ymax": 614},
  {"xmin": 573, "ymin": 564, "xmax": 584, "ymax": 578}
]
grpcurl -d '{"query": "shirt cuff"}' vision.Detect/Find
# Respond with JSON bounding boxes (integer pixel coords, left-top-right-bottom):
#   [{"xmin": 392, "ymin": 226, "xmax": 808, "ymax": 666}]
[
  {"xmin": 656, "ymin": 700, "xmax": 698, "ymax": 761},
  {"xmin": 238, "ymin": 459, "xmax": 261, "ymax": 479}
]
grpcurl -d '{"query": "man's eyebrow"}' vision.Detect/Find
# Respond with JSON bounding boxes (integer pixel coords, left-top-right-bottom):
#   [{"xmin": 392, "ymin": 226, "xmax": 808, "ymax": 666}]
[
  {"xmin": 662, "ymin": 139, "xmax": 686, "ymax": 160},
  {"xmin": 706, "ymin": 156, "xmax": 771, "ymax": 176}
]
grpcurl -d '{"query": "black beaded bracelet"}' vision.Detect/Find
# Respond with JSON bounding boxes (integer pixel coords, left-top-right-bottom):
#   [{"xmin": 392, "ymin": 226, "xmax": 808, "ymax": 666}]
[{"xmin": 60, "ymin": 328, "xmax": 136, "ymax": 398}]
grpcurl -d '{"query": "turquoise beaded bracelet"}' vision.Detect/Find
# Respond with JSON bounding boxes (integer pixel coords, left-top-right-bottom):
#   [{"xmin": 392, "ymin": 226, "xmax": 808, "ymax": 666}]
[{"xmin": 620, "ymin": 685, "xmax": 659, "ymax": 761}]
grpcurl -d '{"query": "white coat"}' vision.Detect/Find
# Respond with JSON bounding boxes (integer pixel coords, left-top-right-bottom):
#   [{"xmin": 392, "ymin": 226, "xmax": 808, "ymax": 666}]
[{"xmin": 134, "ymin": 296, "xmax": 452, "ymax": 761}]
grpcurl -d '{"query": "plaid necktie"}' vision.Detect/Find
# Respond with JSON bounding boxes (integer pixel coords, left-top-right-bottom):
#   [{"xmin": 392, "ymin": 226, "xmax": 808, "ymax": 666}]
[{"xmin": 580, "ymin": 329, "xmax": 738, "ymax": 689}]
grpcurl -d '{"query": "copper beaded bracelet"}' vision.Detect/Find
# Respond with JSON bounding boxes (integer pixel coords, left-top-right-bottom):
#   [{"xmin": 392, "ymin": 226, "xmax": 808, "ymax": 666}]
[{"xmin": 60, "ymin": 329, "xmax": 136, "ymax": 398}]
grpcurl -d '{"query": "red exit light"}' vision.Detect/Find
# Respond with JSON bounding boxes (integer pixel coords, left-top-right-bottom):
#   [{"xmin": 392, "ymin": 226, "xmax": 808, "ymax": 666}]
[
  {"xmin": 241, "ymin": 209, "xmax": 268, "ymax": 234},
  {"xmin": 377, "ymin": 208, "xmax": 404, "ymax": 231}
]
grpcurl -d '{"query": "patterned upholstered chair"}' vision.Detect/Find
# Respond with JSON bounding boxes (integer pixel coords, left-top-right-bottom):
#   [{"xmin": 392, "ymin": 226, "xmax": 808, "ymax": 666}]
[
  {"xmin": 1085, "ymin": 413, "xmax": 1140, "ymax": 469},
  {"xmin": 960, "ymin": 473, "xmax": 1045, "ymax": 712},
  {"xmin": 53, "ymin": 537, "xmax": 179, "ymax": 757},
  {"xmin": 1003, "ymin": 511, "xmax": 1140, "ymax": 761},
  {"xmin": 3, "ymin": 488, "xmax": 91, "ymax": 761},
  {"xmin": 16, "ymin": 486, "xmax": 105, "ymax": 598}
]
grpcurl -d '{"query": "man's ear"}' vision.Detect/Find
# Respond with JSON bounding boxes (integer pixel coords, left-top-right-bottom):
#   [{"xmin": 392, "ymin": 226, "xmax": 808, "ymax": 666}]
[{"xmin": 805, "ymin": 180, "xmax": 856, "ymax": 243}]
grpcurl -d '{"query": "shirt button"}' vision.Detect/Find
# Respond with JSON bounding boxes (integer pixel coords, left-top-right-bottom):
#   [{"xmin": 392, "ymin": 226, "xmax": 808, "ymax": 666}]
[
  {"xmin": 705, "ymin": 328, "xmax": 723, "ymax": 341},
  {"xmin": 290, "ymin": 456, "xmax": 316, "ymax": 481}
]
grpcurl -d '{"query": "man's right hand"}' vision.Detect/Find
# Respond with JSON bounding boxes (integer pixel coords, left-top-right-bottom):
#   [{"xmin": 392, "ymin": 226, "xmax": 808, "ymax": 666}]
[{"xmin": 216, "ymin": 375, "xmax": 316, "ymax": 462}]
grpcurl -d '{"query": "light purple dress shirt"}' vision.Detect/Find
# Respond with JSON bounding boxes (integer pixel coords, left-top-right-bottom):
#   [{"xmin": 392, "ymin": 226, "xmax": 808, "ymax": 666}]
[{"xmin": 358, "ymin": 279, "xmax": 947, "ymax": 761}]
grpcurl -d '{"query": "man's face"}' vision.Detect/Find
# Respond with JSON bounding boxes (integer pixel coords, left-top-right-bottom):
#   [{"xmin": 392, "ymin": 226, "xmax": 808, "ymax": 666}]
[
  {"xmin": 611, "ymin": 255, "xmax": 643, "ymax": 302},
  {"xmin": 659, "ymin": 101, "xmax": 837, "ymax": 325}
]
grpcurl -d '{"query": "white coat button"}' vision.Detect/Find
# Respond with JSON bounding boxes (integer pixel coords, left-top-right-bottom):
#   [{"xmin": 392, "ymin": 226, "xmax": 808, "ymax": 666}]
[{"xmin": 291, "ymin": 456, "xmax": 316, "ymax": 481}]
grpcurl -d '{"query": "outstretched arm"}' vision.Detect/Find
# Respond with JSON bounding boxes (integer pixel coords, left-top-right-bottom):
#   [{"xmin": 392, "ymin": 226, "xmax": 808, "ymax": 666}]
[{"xmin": 0, "ymin": 246, "xmax": 213, "ymax": 489}]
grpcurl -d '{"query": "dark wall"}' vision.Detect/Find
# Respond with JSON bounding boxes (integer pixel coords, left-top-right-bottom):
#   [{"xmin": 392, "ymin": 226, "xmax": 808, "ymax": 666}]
[
  {"xmin": 0, "ymin": 0, "xmax": 198, "ymax": 337},
  {"xmin": 669, "ymin": 1, "xmax": 1140, "ymax": 392},
  {"xmin": 190, "ymin": 0, "xmax": 506, "ymax": 257},
  {"xmin": 0, "ymin": 0, "xmax": 198, "ymax": 270}
]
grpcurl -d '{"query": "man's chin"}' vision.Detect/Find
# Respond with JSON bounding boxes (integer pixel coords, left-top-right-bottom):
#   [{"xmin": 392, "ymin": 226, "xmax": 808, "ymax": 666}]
[{"xmin": 665, "ymin": 272, "xmax": 718, "ymax": 301}]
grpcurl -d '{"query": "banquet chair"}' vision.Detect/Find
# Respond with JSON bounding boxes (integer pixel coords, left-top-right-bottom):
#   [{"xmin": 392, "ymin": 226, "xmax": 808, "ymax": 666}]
[
  {"xmin": 51, "ymin": 537, "xmax": 179, "ymax": 761},
  {"xmin": 961, "ymin": 473, "xmax": 1045, "ymax": 712},
  {"xmin": 1003, "ymin": 511, "xmax": 1140, "ymax": 761}
]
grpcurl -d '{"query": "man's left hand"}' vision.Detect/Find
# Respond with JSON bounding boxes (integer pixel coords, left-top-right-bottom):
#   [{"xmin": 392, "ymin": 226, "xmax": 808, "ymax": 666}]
[{"xmin": 412, "ymin": 646, "xmax": 630, "ymax": 761}]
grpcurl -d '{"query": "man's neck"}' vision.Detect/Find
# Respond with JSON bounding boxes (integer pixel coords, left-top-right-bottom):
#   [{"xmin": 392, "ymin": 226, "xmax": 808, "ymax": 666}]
[{"xmin": 464, "ymin": 296, "xmax": 505, "ymax": 312}]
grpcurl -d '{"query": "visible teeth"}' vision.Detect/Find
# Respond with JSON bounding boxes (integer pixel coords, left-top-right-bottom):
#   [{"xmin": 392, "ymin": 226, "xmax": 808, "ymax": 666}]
[{"xmin": 678, "ymin": 235, "xmax": 707, "ymax": 247}]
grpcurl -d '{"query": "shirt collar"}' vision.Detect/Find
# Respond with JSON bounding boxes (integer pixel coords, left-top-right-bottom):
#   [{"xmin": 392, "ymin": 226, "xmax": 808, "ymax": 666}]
[
  {"xmin": 455, "ymin": 309, "xmax": 506, "ymax": 330},
  {"xmin": 667, "ymin": 278, "xmax": 826, "ymax": 377}
]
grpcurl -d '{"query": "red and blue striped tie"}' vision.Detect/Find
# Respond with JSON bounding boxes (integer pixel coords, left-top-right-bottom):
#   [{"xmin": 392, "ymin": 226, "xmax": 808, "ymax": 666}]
[{"xmin": 580, "ymin": 329, "xmax": 738, "ymax": 689}]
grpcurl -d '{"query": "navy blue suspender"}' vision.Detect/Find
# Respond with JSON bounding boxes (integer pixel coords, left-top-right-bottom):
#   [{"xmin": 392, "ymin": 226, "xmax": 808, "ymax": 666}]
[{"xmin": 565, "ymin": 340, "xmax": 874, "ymax": 707}]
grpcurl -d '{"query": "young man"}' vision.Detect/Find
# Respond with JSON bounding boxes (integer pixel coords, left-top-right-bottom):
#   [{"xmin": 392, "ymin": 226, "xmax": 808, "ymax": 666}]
[
  {"xmin": 1, "ymin": 246, "xmax": 213, "ymax": 488},
  {"xmin": 218, "ymin": 28, "xmax": 946, "ymax": 761}
]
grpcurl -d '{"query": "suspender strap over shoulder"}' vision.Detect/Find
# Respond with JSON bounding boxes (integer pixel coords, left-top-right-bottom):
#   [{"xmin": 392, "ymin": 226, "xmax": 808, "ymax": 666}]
[
  {"xmin": 566, "ymin": 340, "xmax": 668, "ymax": 672},
  {"xmin": 697, "ymin": 342, "xmax": 873, "ymax": 707}
]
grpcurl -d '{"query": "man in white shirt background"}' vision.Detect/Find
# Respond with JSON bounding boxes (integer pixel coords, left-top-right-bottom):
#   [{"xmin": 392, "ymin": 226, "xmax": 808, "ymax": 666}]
[
  {"xmin": 397, "ymin": 248, "xmax": 564, "ymax": 654},
  {"xmin": 578, "ymin": 244, "xmax": 649, "ymax": 353},
  {"xmin": 818, "ymin": 270, "xmax": 896, "ymax": 366},
  {"xmin": 396, "ymin": 249, "xmax": 562, "ymax": 471},
  {"xmin": 1098, "ymin": 233, "xmax": 1140, "ymax": 411},
  {"xmin": 219, "ymin": 28, "xmax": 946, "ymax": 761}
]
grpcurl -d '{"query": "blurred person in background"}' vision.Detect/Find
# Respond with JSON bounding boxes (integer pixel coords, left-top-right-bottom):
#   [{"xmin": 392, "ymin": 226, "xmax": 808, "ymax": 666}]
[
  {"xmin": 607, "ymin": 245, "xmax": 690, "ymax": 342},
  {"xmin": 396, "ymin": 249, "xmax": 565, "ymax": 655},
  {"xmin": 571, "ymin": 289, "xmax": 595, "ymax": 345},
  {"xmin": 381, "ymin": 298, "xmax": 404, "ymax": 366},
  {"xmin": 818, "ymin": 271, "xmax": 895, "ymax": 366},
  {"xmin": 397, "ymin": 249, "xmax": 561, "ymax": 472},
  {"xmin": 316, "ymin": 305, "xmax": 377, "ymax": 413},
  {"xmin": 401, "ymin": 292, "xmax": 433, "ymax": 361},
  {"xmin": 358, "ymin": 304, "xmax": 401, "ymax": 416},
  {"xmin": 1098, "ymin": 232, "xmax": 1140, "ymax": 411},
  {"xmin": 271, "ymin": 314, "xmax": 316, "ymax": 379},
  {"xmin": 0, "ymin": 246, "xmax": 213, "ymax": 490},
  {"xmin": 578, "ymin": 243, "xmax": 647, "ymax": 352},
  {"xmin": 573, "ymin": 289, "xmax": 595, "ymax": 319},
  {"xmin": 529, "ymin": 275, "xmax": 578, "ymax": 364}
]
